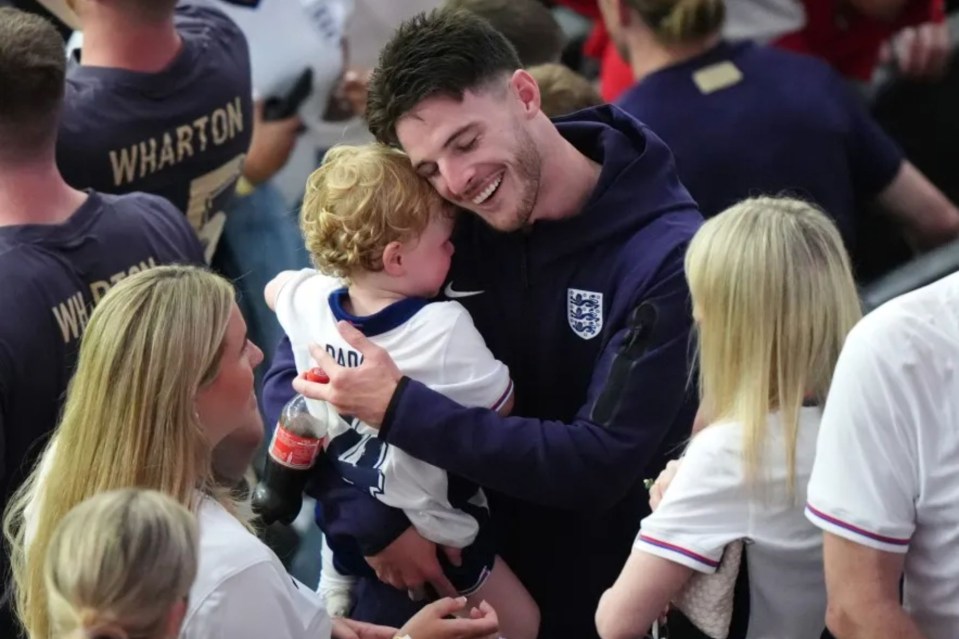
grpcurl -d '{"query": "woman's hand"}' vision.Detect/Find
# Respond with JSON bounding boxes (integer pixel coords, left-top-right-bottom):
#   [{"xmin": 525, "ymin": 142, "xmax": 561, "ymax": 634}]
[
  {"xmin": 331, "ymin": 617, "xmax": 399, "ymax": 639},
  {"xmin": 397, "ymin": 597, "xmax": 499, "ymax": 639},
  {"xmin": 648, "ymin": 460, "xmax": 681, "ymax": 511}
]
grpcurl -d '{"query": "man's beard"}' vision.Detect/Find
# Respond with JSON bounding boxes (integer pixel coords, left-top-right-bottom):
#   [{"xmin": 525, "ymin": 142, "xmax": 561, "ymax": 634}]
[{"xmin": 495, "ymin": 125, "xmax": 542, "ymax": 233}]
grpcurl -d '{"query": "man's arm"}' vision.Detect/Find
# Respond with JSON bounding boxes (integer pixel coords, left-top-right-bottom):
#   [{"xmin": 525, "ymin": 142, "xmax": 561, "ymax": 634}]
[
  {"xmin": 876, "ymin": 161, "xmax": 959, "ymax": 251},
  {"xmin": 295, "ymin": 256, "xmax": 696, "ymax": 511},
  {"xmin": 823, "ymin": 533, "xmax": 926, "ymax": 639}
]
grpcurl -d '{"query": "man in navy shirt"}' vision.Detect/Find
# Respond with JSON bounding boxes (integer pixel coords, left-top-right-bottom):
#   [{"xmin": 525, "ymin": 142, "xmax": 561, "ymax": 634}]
[
  {"xmin": 55, "ymin": 0, "xmax": 253, "ymax": 260},
  {"xmin": 264, "ymin": 9, "xmax": 702, "ymax": 638},
  {"xmin": 0, "ymin": 10, "xmax": 205, "ymax": 636},
  {"xmin": 596, "ymin": 0, "xmax": 959, "ymax": 264}
]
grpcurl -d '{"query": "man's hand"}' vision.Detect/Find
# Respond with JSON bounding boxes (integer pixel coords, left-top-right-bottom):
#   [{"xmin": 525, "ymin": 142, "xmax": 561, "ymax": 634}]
[
  {"xmin": 341, "ymin": 68, "xmax": 372, "ymax": 116},
  {"xmin": 397, "ymin": 598, "xmax": 500, "ymax": 639},
  {"xmin": 291, "ymin": 321, "xmax": 403, "ymax": 427},
  {"xmin": 648, "ymin": 459, "xmax": 681, "ymax": 511},
  {"xmin": 332, "ymin": 617, "xmax": 398, "ymax": 639},
  {"xmin": 242, "ymin": 101, "xmax": 302, "ymax": 186},
  {"xmin": 882, "ymin": 22, "xmax": 951, "ymax": 81},
  {"xmin": 366, "ymin": 526, "xmax": 461, "ymax": 597}
]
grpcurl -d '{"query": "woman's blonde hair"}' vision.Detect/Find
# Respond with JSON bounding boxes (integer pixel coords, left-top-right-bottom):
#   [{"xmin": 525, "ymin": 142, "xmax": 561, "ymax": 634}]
[
  {"xmin": 685, "ymin": 197, "xmax": 861, "ymax": 490},
  {"xmin": 626, "ymin": 0, "xmax": 724, "ymax": 44},
  {"xmin": 45, "ymin": 489, "xmax": 198, "ymax": 639},
  {"xmin": 3, "ymin": 265, "xmax": 236, "ymax": 639},
  {"xmin": 301, "ymin": 143, "xmax": 451, "ymax": 280}
]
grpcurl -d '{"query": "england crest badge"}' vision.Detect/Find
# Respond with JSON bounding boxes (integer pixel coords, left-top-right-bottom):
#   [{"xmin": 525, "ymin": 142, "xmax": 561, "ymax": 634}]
[{"xmin": 567, "ymin": 288, "xmax": 604, "ymax": 340}]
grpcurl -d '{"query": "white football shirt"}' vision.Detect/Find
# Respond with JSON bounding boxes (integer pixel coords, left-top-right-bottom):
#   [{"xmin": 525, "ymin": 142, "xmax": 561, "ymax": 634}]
[
  {"xmin": 275, "ymin": 269, "xmax": 512, "ymax": 547},
  {"xmin": 24, "ymin": 450, "xmax": 330, "ymax": 639},
  {"xmin": 637, "ymin": 408, "xmax": 826, "ymax": 639},
  {"xmin": 807, "ymin": 272, "xmax": 959, "ymax": 639},
  {"xmin": 183, "ymin": 498, "xmax": 332, "ymax": 639}
]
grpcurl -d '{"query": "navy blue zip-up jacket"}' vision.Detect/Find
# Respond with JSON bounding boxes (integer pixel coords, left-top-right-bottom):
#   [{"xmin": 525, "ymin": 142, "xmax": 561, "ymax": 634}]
[{"xmin": 263, "ymin": 105, "xmax": 702, "ymax": 638}]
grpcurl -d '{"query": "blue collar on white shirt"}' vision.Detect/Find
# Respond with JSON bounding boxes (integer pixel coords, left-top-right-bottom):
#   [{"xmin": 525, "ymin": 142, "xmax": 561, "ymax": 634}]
[{"xmin": 328, "ymin": 288, "xmax": 429, "ymax": 337}]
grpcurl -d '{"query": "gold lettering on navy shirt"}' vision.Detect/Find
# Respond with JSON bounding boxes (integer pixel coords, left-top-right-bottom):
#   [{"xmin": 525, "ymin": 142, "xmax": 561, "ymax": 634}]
[
  {"xmin": 108, "ymin": 96, "xmax": 245, "ymax": 188},
  {"xmin": 50, "ymin": 257, "xmax": 160, "ymax": 345}
]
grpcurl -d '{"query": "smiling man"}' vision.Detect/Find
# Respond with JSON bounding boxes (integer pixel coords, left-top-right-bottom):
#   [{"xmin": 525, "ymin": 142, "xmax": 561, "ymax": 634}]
[{"xmin": 263, "ymin": 9, "xmax": 702, "ymax": 638}]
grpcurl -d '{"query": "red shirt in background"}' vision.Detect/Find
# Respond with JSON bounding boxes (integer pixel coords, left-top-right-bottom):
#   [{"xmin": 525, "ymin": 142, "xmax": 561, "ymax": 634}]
[
  {"xmin": 775, "ymin": 0, "xmax": 945, "ymax": 80},
  {"xmin": 556, "ymin": 0, "xmax": 944, "ymax": 101}
]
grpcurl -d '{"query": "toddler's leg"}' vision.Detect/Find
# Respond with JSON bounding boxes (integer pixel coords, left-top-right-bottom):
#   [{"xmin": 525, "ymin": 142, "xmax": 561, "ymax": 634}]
[
  {"xmin": 465, "ymin": 555, "xmax": 539, "ymax": 639},
  {"xmin": 319, "ymin": 535, "xmax": 356, "ymax": 618}
]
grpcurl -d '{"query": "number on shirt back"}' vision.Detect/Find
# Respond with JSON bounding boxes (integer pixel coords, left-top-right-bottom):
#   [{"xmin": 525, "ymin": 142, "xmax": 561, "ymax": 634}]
[{"xmin": 185, "ymin": 154, "xmax": 245, "ymax": 262}]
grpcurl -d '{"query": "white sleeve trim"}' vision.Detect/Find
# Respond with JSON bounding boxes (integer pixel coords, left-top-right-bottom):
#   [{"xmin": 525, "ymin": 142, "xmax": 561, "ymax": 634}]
[{"xmin": 490, "ymin": 378, "xmax": 514, "ymax": 411}]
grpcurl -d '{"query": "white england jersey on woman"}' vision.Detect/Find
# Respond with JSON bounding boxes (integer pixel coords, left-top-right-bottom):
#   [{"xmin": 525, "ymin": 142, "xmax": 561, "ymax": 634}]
[{"xmin": 275, "ymin": 269, "xmax": 512, "ymax": 547}]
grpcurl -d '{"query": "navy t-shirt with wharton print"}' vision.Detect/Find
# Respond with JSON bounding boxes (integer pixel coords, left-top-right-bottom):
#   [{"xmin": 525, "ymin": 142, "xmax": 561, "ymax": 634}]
[{"xmin": 57, "ymin": 3, "xmax": 253, "ymax": 256}]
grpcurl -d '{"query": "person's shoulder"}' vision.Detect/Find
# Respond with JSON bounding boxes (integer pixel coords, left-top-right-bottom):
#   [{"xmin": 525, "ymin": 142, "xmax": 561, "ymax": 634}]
[
  {"xmin": 100, "ymin": 190, "xmax": 181, "ymax": 218},
  {"xmin": 413, "ymin": 299, "xmax": 472, "ymax": 328},
  {"xmin": 852, "ymin": 273, "xmax": 959, "ymax": 360},
  {"xmin": 286, "ymin": 269, "xmax": 342, "ymax": 301},
  {"xmin": 405, "ymin": 300, "xmax": 485, "ymax": 350},
  {"xmin": 175, "ymin": 2, "xmax": 245, "ymax": 40},
  {"xmin": 744, "ymin": 43, "xmax": 836, "ymax": 77},
  {"xmin": 59, "ymin": 73, "xmax": 114, "ymax": 141},
  {"xmin": 191, "ymin": 499, "xmax": 278, "ymax": 600},
  {"xmin": 0, "ymin": 244, "xmax": 66, "ymax": 336},
  {"xmin": 97, "ymin": 191, "xmax": 201, "ymax": 253},
  {"xmin": 687, "ymin": 420, "xmax": 744, "ymax": 460},
  {"xmin": 613, "ymin": 209, "xmax": 700, "ymax": 294},
  {"xmin": 0, "ymin": 238, "xmax": 74, "ymax": 299},
  {"xmin": 733, "ymin": 45, "xmax": 849, "ymax": 115}
]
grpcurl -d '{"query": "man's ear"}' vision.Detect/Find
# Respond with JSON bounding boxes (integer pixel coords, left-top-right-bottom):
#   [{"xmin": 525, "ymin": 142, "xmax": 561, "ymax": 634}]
[
  {"xmin": 617, "ymin": 0, "xmax": 636, "ymax": 27},
  {"xmin": 510, "ymin": 69, "xmax": 542, "ymax": 119},
  {"xmin": 381, "ymin": 241, "xmax": 405, "ymax": 276}
]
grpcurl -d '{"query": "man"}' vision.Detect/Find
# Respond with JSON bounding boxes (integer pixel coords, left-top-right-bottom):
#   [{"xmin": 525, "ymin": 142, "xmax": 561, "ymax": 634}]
[
  {"xmin": 598, "ymin": 0, "xmax": 959, "ymax": 267},
  {"xmin": 0, "ymin": 8, "xmax": 204, "ymax": 636},
  {"xmin": 806, "ymin": 271, "xmax": 959, "ymax": 639},
  {"xmin": 444, "ymin": 0, "xmax": 566, "ymax": 66},
  {"xmin": 264, "ymin": 9, "xmax": 701, "ymax": 638},
  {"xmin": 52, "ymin": 0, "xmax": 253, "ymax": 260}
]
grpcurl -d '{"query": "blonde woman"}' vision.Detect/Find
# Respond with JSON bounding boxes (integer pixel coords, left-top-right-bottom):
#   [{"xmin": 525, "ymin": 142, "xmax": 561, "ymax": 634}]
[
  {"xmin": 45, "ymin": 489, "xmax": 198, "ymax": 639},
  {"xmin": 596, "ymin": 197, "xmax": 862, "ymax": 639},
  {"xmin": 3, "ymin": 265, "xmax": 498, "ymax": 639}
]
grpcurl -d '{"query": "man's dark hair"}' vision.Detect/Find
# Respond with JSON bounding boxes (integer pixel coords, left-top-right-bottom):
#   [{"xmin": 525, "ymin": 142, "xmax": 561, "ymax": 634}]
[
  {"xmin": 366, "ymin": 8, "xmax": 522, "ymax": 146},
  {"xmin": 0, "ymin": 7, "xmax": 66, "ymax": 158},
  {"xmin": 444, "ymin": 0, "xmax": 565, "ymax": 67}
]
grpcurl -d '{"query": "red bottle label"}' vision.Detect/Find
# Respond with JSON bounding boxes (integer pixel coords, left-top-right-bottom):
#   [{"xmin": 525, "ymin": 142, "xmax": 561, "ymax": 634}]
[{"xmin": 268, "ymin": 425, "xmax": 323, "ymax": 470}]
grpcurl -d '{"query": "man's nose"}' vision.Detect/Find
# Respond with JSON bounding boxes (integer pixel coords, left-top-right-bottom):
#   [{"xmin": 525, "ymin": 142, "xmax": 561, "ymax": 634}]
[{"xmin": 439, "ymin": 158, "xmax": 476, "ymax": 199}]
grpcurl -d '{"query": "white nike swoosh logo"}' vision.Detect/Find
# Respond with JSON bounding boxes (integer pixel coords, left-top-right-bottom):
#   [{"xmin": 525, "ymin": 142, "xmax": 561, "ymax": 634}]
[{"xmin": 444, "ymin": 282, "xmax": 484, "ymax": 299}]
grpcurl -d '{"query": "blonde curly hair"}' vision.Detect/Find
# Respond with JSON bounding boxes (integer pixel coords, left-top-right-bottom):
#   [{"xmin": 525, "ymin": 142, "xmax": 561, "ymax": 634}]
[{"xmin": 301, "ymin": 144, "xmax": 450, "ymax": 279}]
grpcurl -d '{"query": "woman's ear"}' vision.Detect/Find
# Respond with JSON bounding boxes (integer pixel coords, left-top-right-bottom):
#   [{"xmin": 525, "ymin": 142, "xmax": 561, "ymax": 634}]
[
  {"xmin": 165, "ymin": 598, "xmax": 188, "ymax": 638},
  {"xmin": 381, "ymin": 241, "xmax": 405, "ymax": 276}
]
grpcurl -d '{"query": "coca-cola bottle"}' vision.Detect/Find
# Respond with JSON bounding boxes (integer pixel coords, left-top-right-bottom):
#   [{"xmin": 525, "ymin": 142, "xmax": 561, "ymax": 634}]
[{"xmin": 252, "ymin": 369, "xmax": 329, "ymax": 526}]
